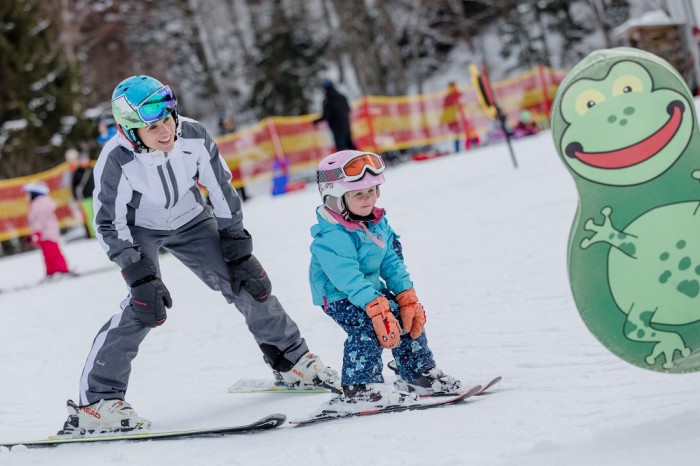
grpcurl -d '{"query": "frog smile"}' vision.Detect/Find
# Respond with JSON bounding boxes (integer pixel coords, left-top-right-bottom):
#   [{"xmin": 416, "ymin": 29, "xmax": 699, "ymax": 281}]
[{"xmin": 565, "ymin": 100, "xmax": 685, "ymax": 169}]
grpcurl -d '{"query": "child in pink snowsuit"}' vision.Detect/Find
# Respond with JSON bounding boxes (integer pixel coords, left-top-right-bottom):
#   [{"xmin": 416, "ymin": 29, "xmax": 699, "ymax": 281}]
[{"xmin": 24, "ymin": 182, "xmax": 70, "ymax": 277}]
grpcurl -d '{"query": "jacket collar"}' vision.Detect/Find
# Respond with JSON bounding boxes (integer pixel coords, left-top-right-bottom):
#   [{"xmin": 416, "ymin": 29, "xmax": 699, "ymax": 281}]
[{"xmin": 317, "ymin": 206, "xmax": 386, "ymax": 247}]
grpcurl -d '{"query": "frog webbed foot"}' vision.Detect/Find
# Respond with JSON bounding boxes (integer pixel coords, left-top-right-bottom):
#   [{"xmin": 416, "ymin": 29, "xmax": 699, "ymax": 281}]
[
  {"xmin": 645, "ymin": 334, "xmax": 692, "ymax": 369},
  {"xmin": 581, "ymin": 206, "xmax": 615, "ymax": 249}
]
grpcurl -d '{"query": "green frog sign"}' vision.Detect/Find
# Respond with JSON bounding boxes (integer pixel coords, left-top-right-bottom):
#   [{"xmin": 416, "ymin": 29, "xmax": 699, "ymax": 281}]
[{"xmin": 552, "ymin": 47, "xmax": 700, "ymax": 372}]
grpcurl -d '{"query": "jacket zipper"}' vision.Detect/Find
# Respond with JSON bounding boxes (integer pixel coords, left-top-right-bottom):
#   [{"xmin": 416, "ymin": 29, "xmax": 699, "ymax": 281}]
[{"xmin": 158, "ymin": 153, "xmax": 175, "ymax": 226}]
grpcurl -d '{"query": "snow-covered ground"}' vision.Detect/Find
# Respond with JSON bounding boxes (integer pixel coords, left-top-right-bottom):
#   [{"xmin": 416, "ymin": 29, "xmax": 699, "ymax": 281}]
[{"xmin": 1, "ymin": 131, "xmax": 699, "ymax": 465}]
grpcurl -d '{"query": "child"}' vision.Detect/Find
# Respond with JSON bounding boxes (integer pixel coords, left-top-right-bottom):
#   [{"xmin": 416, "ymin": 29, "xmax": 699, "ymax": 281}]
[
  {"xmin": 310, "ymin": 150, "xmax": 461, "ymax": 407},
  {"xmin": 24, "ymin": 181, "xmax": 71, "ymax": 279},
  {"xmin": 513, "ymin": 110, "xmax": 539, "ymax": 138}
]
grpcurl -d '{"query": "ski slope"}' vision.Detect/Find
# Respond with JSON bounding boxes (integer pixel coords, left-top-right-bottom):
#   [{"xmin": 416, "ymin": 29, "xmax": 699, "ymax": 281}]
[{"xmin": 1, "ymin": 131, "xmax": 699, "ymax": 465}]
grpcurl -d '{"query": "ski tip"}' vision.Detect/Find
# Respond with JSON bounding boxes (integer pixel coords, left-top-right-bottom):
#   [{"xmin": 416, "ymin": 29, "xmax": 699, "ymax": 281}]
[
  {"xmin": 436, "ymin": 385, "xmax": 482, "ymax": 401},
  {"xmin": 465, "ymin": 385, "xmax": 482, "ymax": 397},
  {"xmin": 258, "ymin": 413, "xmax": 288, "ymax": 428},
  {"xmin": 476, "ymin": 376, "xmax": 502, "ymax": 395}
]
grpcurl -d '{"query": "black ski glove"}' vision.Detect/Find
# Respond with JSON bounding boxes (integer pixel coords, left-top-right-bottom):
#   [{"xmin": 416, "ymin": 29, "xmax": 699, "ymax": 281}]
[
  {"xmin": 220, "ymin": 229, "xmax": 253, "ymax": 262},
  {"xmin": 220, "ymin": 230, "xmax": 271, "ymax": 302},
  {"xmin": 121, "ymin": 255, "xmax": 172, "ymax": 327}
]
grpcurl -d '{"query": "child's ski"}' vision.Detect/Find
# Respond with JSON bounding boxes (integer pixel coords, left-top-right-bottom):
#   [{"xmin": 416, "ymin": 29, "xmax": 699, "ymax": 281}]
[
  {"xmin": 0, "ymin": 413, "xmax": 286, "ymax": 450},
  {"xmin": 475, "ymin": 376, "xmax": 502, "ymax": 395},
  {"xmin": 422, "ymin": 376, "xmax": 502, "ymax": 397},
  {"xmin": 290, "ymin": 385, "xmax": 480, "ymax": 427}
]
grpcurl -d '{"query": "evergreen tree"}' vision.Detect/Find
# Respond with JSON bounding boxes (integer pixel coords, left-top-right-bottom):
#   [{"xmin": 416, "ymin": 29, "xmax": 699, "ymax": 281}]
[
  {"xmin": 124, "ymin": 0, "xmax": 221, "ymax": 118},
  {"xmin": 583, "ymin": 0, "xmax": 630, "ymax": 48},
  {"xmin": 0, "ymin": 0, "xmax": 93, "ymax": 178},
  {"xmin": 497, "ymin": 0, "xmax": 550, "ymax": 72},
  {"xmin": 246, "ymin": 0, "xmax": 325, "ymax": 119},
  {"xmin": 602, "ymin": 0, "xmax": 630, "ymax": 32},
  {"xmin": 540, "ymin": 0, "xmax": 596, "ymax": 68}
]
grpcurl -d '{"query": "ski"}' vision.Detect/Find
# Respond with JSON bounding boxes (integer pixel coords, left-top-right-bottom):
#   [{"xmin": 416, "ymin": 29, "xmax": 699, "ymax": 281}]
[
  {"xmin": 0, "ymin": 265, "xmax": 117, "ymax": 294},
  {"xmin": 290, "ymin": 385, "xmax": 481, "ymax": 427},
  {"xmin": 387, "ymin": 360, "xmax": 501, "ymax": 396},
  {"xmin": 422, "ymin": 375, "xmax": 502, "ymax": 397},
  {"xmin": 228, "ymin": 379, "xmax": 341, "ymax": 394},
  {"xmin": 0, "ymin": 413, "xmax": 286, "ymax": 450},
  {"xmin": 475, "ymin": 376, "xmax": 502, "ymax": 395}
]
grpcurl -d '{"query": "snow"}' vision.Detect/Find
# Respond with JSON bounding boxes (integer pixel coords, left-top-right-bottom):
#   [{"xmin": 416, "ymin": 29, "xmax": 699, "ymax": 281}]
[
  {"xmin": 613, "ymin": 9, "xmax": 683, "ymax": 37},
  {"xmin": 2, "ymin": 130, "xmax": 700, "ymax": 465}
]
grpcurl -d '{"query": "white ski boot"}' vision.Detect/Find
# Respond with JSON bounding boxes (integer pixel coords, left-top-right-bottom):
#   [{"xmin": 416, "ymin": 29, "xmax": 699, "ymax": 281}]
[
  {"xmin": 394, "ymin": 367, "xmax": 462, "ymax": 396},
  {"xmin": 57, "ymin": 399, "xmax": 151, "ymax": 437},
  {"xmin": 324, "ymin": 383, "xmax": 420, "ymax": 413},
  {"xmin": 273, "ymin": 352, "xmax": 339, "ymax": 389}
]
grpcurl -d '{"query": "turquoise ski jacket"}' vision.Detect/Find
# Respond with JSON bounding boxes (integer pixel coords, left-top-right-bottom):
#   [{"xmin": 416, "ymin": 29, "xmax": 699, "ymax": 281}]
[{"xmin": 309, "ymin": 205, "xmax": 413, "ymax": 310}]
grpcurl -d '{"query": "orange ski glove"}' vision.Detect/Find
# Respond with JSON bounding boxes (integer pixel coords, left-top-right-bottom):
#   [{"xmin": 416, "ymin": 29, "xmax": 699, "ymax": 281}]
[
  {"xmin": 396, "ymin": 288, "xmax": 427, "ymax": 339},
  {"xmin": 365, "ymin": 296, "xmax": 401, "ymax": 349}
]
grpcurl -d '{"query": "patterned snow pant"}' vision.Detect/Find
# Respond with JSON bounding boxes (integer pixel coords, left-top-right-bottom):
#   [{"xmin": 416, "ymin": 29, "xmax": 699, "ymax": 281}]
[{"xmin": 323, "ymin": 290, "xmax": 435, "ymax": 387}]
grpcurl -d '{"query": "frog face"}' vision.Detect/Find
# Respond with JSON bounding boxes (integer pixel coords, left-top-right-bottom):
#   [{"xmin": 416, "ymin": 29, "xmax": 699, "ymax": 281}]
[{"xmin": 558, "ymin": 61, "xmax": 692, "ymax": 186}]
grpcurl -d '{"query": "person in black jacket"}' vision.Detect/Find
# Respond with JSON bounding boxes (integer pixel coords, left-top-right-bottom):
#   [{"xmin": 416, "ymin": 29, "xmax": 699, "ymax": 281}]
[
  {"xmin": 313, "ymin": 80, "xmax": 357, "ymax": 151},
  {"xmin": 71, "ymin": 152, "xmax": 96, "ymax": 238}
]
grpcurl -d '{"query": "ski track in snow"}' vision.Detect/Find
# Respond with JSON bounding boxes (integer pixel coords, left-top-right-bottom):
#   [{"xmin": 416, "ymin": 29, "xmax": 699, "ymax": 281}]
[{"xmin": 1, "ymin": 129, "xmax": 700, "ymax": 465}]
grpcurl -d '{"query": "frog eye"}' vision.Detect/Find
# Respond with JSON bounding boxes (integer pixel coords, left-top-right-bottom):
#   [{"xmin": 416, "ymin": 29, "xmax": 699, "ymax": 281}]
[
  {"xmin": 612, "ymin": 74, "xmax": 644, "ymax": 96},
  {"xmin": 575, "ymin": 90, "xmax": 606, "ymax": 116}
]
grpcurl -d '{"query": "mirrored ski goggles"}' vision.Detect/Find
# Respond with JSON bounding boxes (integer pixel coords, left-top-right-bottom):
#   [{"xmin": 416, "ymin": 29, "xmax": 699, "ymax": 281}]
[
  {"xmin": 136, "ymin": 86, "xmax": 177, "ymax": 124},
  {"xmin": 317, "ymin": 153, "xmax": 386, "ymax": 183}
]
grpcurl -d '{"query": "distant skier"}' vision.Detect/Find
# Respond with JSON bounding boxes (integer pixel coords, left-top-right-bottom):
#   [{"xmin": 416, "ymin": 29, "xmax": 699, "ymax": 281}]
[
  {"xmin": 441, "ymin": 81, "xmax": 465, "ymax": 152},
  {"xmin": 58, "ymin": 75, "xmax": 338, "ymax": 437},
  {"xmin": 70, "ymin": 152, "xmax": 96, "ymax": 238},
  {"xmin": 96, "ymin": 115, "xmax": 117, "ymax": 146},
  {"xmin": 23, "ymin": 181, "xmax": 72, "ymax": 279},
  {"xmin": 313, "ymin": 79, "xmax": 357, "ymax": 151},
  {"xmin": 309, "ymin": 150, "xmax": 462, "ymax": 408},
  {"xmin": 513, "ymin": 109, "xmax": 539, "ymax": 138}
]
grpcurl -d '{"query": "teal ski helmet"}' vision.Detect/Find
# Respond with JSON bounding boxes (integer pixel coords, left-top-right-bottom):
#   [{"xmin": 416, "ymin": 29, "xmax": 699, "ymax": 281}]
[{"xmin": 110, "ymin": 75, "xmax": 178, "ymax": 149}]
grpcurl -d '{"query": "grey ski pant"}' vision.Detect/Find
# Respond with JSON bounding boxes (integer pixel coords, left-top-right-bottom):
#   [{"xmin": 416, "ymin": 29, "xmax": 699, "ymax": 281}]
[{"xmin": 78, "ymin": 213, "xmax": 308, "ymax": 406}]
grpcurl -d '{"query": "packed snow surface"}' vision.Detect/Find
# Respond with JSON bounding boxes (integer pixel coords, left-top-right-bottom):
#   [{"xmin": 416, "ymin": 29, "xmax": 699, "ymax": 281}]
[{"xmin": 1, "ymin": 131, "xmax": 699, "ymax": 465}]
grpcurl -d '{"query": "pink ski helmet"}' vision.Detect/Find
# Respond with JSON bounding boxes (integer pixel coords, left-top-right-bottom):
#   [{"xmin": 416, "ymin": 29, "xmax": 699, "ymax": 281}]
[{"xmin": 316, "ymin": 150, "xmax": 386, "ymax": 214}]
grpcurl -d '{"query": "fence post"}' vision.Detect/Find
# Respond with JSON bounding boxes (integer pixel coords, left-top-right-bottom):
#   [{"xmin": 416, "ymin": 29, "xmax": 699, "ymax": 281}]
[
  {"xmin": 266, "ymin": 118, "xmax": 288, "ymax": 195},
  {"xmin": 360, "ymin": 96, "xmax": 378, "ymax": 153},
  {"xmin": 537, "ymin": 64, "xmax": 553, "ymax": 120}
]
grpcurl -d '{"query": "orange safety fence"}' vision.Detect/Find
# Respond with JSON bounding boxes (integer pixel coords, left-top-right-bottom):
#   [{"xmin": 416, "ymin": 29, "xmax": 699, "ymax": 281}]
[
  {"xmin": 216, "ymin": 115, "xmax": 335, "ymax": 189},
  {"xmin": 0, "ymin": 65, "xmax": 567, "ymax": 243},
  {"xmin": 0, "ymin": 163, "xmax": 84, "ymax": 242}
]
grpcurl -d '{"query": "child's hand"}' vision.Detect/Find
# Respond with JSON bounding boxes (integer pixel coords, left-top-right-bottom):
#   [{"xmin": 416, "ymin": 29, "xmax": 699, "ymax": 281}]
[
  {"xmin": 396, "ymin": 288, "xmax": 427, "ymax": 339},
  {"xmin": 365, "ymin": 296, "xmax": 401, "ymax": 349}
]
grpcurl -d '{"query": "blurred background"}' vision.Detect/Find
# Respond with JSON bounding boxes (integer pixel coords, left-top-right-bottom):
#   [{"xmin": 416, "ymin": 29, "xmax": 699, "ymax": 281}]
[{"xmin": 2, "ymin": 0, "xmax": 700, "ymax": 255}]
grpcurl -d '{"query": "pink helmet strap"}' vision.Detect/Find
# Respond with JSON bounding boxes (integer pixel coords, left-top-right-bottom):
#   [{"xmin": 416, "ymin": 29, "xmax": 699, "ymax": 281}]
[{"xmin": 321, "ymin": 206, "xmax": 386, "ymax": 248}]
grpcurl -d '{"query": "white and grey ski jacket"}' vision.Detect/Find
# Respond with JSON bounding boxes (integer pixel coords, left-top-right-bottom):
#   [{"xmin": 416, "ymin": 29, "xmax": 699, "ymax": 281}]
[{"xmin": 93, "ymin": 117, "xmax": 243, "ymax": 269}]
